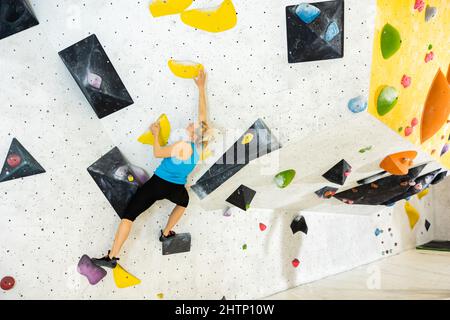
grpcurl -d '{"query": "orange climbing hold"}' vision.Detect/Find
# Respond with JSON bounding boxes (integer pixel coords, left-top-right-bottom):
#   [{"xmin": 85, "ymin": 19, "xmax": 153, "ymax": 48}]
[
  {"xmin": 379, "ymin": 151, "xmax": 417, "ymax": 175},
  {"xmin": 420, "ymin": 69, "xmax": 450, "ymax": 144}
]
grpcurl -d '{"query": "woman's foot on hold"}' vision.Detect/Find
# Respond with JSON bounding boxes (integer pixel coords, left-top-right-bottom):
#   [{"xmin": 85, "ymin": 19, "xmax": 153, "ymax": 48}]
[
  {"xmin": 92, "ymin": 251, "xmax": 119, "ymax": 269},
  {"xmin": 159, "ymin": 230, "xmax": 176, "ymax": 242}
]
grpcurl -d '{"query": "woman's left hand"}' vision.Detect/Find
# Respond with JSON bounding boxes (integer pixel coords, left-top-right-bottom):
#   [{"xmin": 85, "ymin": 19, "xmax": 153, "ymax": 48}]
[{"xmin": 194, "ymin": 69, "xmax": 207, "ymax": 89}]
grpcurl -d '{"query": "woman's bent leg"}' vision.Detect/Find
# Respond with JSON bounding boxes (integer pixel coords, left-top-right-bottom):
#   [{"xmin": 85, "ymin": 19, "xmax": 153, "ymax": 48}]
[
  {"xmin": 163, "ymin": 205, "xmax": 186, "ymax": 236},
  {"xmin": 110, "ymin": 218, "xmax": 133, "ymax": 258}
]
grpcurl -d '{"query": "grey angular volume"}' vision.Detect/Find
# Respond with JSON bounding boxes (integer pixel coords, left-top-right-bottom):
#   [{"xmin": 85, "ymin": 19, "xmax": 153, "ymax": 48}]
[
  {"xmin": 162, "ymin": 233, "xmax": 191, "ymax": 255},
  {"xmin": 0, "ymin": 138, "xmax": 45, "ymax": 183},
  {"xmin": 286, "ymin": 0, "xmax": 344, "ymax": 63},
  {"xmin": 58, "ymin": 34, "xmax": 134, "ymax": 119},
  {"xmin": 0, "ymin": 0, "xmax": 39, "ymax": 40},
  {"xmin": 191, "ymin": 119, "xmax": 281, "ymax": 199},
  {"xmin": 87, "ymin": 147, "xmax": 141, "ymax": 218},
  {"xmin": 333, "ymin": 164, "xmax": 427, "ymax": 205}
]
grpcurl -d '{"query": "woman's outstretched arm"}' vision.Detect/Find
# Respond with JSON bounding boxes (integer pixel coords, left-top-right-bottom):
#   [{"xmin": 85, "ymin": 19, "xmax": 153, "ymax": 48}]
[{"xmin": 194, "ymin": 69, "xmax": 207, "ymax": 125}]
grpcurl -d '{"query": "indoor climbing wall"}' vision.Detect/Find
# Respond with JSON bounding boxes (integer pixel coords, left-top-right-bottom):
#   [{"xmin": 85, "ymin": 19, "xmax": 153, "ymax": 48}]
[
  {"xmin": 368, "ymin": 0, "xmax": 450, "ymax": 168},
  {"xmin": 0, "ymin": 0, "xmax": 446, "ymax": 299}
]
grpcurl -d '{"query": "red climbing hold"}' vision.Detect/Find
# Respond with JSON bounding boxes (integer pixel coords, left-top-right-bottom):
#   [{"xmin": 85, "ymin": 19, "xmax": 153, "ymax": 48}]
[
  {"xmin": 405, "ymin": 126, "xmax": 413, "ymax": 136},
  {"xmin": 259, "ymin": 223, "xmax": 267, "ymax": 231},
  {"xmin": 292, "ymin": 259, "xmax": 300, "ymax": 268},
  {"xmin": 414, "ymin": 0, "xmax": 425, "ymax": 12},
  {"xmin": 7, "ymin": 154, "xmax": 21, "ymax": 168},
  {"xmin": 425, "ymin": 51, "xmax": 434, "ymax": 63},
  {"xmin": 411, "ymin": 117, "xmax": 419, "ymax": 127},
  {"xmin": 1, "ymin": 276, "xmax": 15, "ymax": 290},
  {"xmin": 401, "ymin": 75, "xmax": 411, "ymax": 88}
]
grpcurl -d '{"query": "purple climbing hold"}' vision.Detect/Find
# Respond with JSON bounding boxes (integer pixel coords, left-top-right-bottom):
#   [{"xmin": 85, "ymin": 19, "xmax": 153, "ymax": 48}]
[
  {"xmin": 77, "ymin": 254, "xmax": 107, "ymax": 285},
  {"xmin": 441, "ymin": 144, "xmax": 449, "ymax": 157}
]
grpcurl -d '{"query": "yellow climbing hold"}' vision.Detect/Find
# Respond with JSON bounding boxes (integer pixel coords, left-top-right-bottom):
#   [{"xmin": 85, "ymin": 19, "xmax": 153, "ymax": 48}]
[
  {"xmin": 180, "ymin": 0, "xmax": 237, "ymax": 33},
  {"xmin": 200, "ymin": 147, "xmax": 213, "ymax": 161},
  {"xmin": 157, "ymin": 293, "xmax": 164, "ymax": 299},
  {"xmin": 404, "ymin": 201, "xmax": 420, "ymax": 230},
  {"xmin": 138, "ymin": 114, "xmax": 171, "ymax": 146},
  {"xmin": 168, "ymin": 60, "xmax": 204, "ymax": 79},
  {"xmin": 113, "ymin": 264, "xmax": 141, "ymax": 289},
  {"xmin": 149, "ymin": 0, "xmax": 193, "ymax": 17},
  {"xmin": 417, "ymin": 188, "xmax": 429, "ymax": 200},
  {"xmin": 241, "ymin": 133, "xmax": 254, "ymax": 145},
  {"xmin": 127, "ymin": 175, "xmax": 135, "ymax": 182}
]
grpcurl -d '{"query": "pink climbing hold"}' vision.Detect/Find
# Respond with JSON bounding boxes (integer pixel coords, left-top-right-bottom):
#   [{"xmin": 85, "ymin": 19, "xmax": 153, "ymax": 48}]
[
  {"xmin": 414, "ymin": 0, "xmax": 425, "ymax": 12},
  {"xmin": 344, "ymin": 170, "xmax": 351, "ymax": 177},
  {"xmin": 401, "ymin": 75, "xmax": 411, "ymax": 88},
  {"xmin": 7, "ymin": 154, "xmax": 21, "ymax": 168},
  {"xmin": 425, "ymin": 51, "xmax": 434, "ymax": 63},
  {"xmin": 292, "ymin": 259, "xmax": 300, "ymax": 268},
  {"xmin": 405, "ymin": 126, "xmax": 413, "ymax": 136},
  {"xmin": 411, "ymin": 117, "xmax": 419, "ymax": 127},
  {"xmin": 259, "ymin": 223, "xmax": 267, "ymax": 231},
  {"xmin": 1, "ymin": 276, "xmax": 15, "ymax": 290}
]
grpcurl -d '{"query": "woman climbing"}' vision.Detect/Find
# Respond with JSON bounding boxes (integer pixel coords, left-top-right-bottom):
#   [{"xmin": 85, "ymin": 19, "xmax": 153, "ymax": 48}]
[{"xmin": 93, "ymin": 70, "xmax": 211, "ymax": 268}]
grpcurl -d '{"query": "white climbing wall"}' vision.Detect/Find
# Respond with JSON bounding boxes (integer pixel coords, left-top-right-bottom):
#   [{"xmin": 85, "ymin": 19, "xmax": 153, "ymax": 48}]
[
  {"xmin": 431, "ymin": 179, "xmax": 450, "ymax": 241},
  {"xmin": 0, "ymin": 0, "xmax": 445, "ymax": 299}
]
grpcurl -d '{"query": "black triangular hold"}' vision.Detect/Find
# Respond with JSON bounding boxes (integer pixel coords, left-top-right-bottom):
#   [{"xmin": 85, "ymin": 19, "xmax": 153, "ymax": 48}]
[
  {"xmin": 58, "ymin": 34, "xmax": 133, "ymax": 119},
  {"xmin": 221, "ymin": 296, "xmax": 227, "ymax": 300},
  {"xmin": 315, "ymin": 186, "xmax": 338, "ymax": 198},
  {"xmin": 322, "ymin": 159, "xmax": 352, "ymax": 185},
  {"xmin": 226, "ymin": 185, "xmax": 256, "ymax": 211},
  {"xmin": 334, "ymin": 164, "xmax": 427, "ymax": 205},
  {"xmin": 431, "ymin": 171, "xmax": 447, "ymax": 185},
  {"xmin": 0, "ymin": 138, "xmax": 45, "ymax": 183},
  {"xmin": 286, "ymin": 0, "xmax": 344, "ymax": 63},
  {"xmin": 192, "ymin": 119, "xmax": 281, "ymax": 199},
  {"xmin": 0, "ymin": 0, "xmax": 39, "ymax": 40},
  {"xmin": 290, "ymin": 215, "xmax": 308, "ymax": 235},
  {"xmin": 87, "ymin": 147, "xmax": 140, "ymax": 217},
  {"xmin": 425, "ymin": 219, "xmax": 431, "ymax": 232},
  {"xmin": 162, "ymin": 233, "xmax": 191, "ymax": 255}
]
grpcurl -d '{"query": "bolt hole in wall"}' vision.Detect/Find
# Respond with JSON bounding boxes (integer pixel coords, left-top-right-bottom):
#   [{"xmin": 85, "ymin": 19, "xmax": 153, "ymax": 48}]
[{"xmin": 0, "ymin": 0, "xmax": 449, "ymax": 299}]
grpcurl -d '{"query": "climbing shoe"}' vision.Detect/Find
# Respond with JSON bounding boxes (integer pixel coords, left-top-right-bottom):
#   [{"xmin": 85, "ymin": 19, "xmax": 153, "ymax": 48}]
[{"xmin": 92, "ymin": 250, "xmax": 119, "ymax": 269}]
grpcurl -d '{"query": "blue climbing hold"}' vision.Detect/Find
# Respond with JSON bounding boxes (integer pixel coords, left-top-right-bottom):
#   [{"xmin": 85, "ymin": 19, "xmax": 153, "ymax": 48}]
[
  {"xmin": 295, "ymin": 3, "xmax": 321, "ymax": 24},
  {"xmin": 374, "ymin": 228, "xmax": 383, "ymax": 236},
  {"xmin": 324, "ymin": 21, "xmax": 339, "ymax": 42},
  {"xmin": 348, "ymin": 96, "xmax": 368, "ymax": 113}
]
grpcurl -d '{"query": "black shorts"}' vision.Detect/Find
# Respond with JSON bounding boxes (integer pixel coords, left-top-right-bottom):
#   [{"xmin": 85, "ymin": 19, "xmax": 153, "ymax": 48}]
[{"xmin": 123, "ymin": 174, "xmax": 189, "ymax": 221}]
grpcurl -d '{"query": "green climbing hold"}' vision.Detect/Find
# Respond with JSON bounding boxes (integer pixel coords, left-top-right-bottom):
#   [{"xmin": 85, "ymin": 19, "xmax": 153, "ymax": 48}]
[
  {"xmin": 377, "ymin": 86, "xmax": 399, "ymax": 116},
  {"xmin": 428, "ymin": 44, "xmax": 433, "ymax": 50},
  {"xmin": 359, "ymin": 146, "xmax": 373, "ymax": 153},
  {"xmin": 380, "ymin": 23, "xmax": 402, "ymax": 59},
  {"xmin": 274, "ymin": 169, "xmax": 296, "ymax": 188},
  {"xmin": 242, "ymin": 244, "xmax": 247, "ymax": 250}
]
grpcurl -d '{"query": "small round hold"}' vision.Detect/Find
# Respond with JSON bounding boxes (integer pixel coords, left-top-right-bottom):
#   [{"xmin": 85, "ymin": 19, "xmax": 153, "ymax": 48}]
[
  {"xmin": 241, "ymin": 133, "xmax": 254, "ymax": 145},
  {"xmin": 7, "ymin": 154, "xmax": 21, "ymax": 168},
  {"xmin": 127, "ymin": 175, "xmax": 135, "ymax": 182},
  {"xmin": 1, "ymin": 276, "xmax": 15, "ymax": 290}
]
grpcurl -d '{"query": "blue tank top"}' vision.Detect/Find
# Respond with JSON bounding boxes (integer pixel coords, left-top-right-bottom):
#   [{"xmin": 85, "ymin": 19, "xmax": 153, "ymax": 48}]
[{"xmin": 154, "ymin": 142, "xmax": 199, "ymax": 185}]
